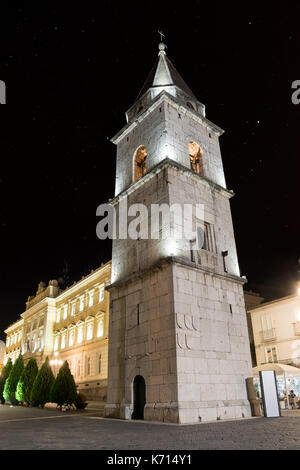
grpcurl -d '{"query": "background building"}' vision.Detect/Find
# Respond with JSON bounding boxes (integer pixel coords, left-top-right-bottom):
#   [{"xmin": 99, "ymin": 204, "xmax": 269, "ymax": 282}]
[
  {"xmin": 0, "ymin": 340, "xmax": 5, "ymax": 372},
  {"xmin": 3, "ymin": 261, "xmax": 111, "ymax": 399},
  {"xmin": 249, "ymin": 293, "xmax": 300, "ymax": 368},
  {"xmin": 4, "ymin": 319, "xmax": 24, "ymax": 366}
]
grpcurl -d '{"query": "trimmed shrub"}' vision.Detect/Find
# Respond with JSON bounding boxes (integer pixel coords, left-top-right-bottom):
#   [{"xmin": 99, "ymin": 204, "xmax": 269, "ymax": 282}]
[
  {"xmin": 3, "ymin": 355, "xmax": 24, "ymax": 405},
  {"xmin": 50, "ymin": 360, "xmax": 77, "ymax": 410},
  {"xmin": 16, "ymin": 358, "xmax": 38, "ymax": 405},
  {"xmin": 74, "ymin": 392, "xmax": 88, "ymax": 410},
  {"xmin": 30, "ymin": 357, "xmax": 55, "ymax": 408},
  {"xmin": 0, "ymin": 358, "xmax": 13, "ymax": 404}
]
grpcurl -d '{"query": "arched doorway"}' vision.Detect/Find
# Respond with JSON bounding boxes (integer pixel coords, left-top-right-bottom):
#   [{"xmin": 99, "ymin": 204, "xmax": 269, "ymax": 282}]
[{"xmin": 132, "ymin": 375, "xmax": 146, "ymax": 420}]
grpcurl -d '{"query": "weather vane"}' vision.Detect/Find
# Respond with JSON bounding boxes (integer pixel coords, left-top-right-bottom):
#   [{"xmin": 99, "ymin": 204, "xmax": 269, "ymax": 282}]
[{"xmin": 158, "ymin": 30, "xmax": 165, "ymax": 42}]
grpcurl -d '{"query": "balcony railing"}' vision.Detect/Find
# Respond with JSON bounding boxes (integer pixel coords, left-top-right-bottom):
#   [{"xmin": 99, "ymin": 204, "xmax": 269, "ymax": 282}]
[{"xmin": 260, "ymin": 328, "xmax": 277, "ymax": 342}]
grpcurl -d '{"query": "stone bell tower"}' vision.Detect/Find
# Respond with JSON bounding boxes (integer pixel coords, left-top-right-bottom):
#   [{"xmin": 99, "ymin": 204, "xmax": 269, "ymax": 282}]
[{"xmin": 104, "ymin": 41, "xmax": 252, "ymax": 423}]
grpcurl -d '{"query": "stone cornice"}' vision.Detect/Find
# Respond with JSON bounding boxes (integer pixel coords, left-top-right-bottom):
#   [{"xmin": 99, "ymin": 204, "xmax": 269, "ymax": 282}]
[
  {"xmin": 109, "ymin": 157, "xmax": 233, "ymax": 205},
  {"xmin": 107, "ymin": 255, "xmax": 246, "ymax": 291},
  {"xmin": 51, "ymin": 262, "xmax": 111, "ymax": 303},
  {"xmin": 21, "ymin": 298, "xmax": 51, "ymax": 320},
  {"xmin": 4, "ymin": 318, "xmax": 24, "ymax": 334},
  {"xmin": 111, "ymin": 90, "xmax": 224, "ymax": 145}
]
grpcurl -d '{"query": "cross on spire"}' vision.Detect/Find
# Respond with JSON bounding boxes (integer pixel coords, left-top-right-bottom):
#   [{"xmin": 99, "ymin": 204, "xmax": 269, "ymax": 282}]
[{"xmin": 158, "ymin": 30, "xmax": 165, "ymax": 42}]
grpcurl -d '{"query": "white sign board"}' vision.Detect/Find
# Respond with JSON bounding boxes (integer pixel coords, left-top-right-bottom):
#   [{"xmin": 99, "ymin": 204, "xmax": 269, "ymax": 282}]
[{"xmin": 259, "ymin": 370, "xmax": 281, "ymax": 418}]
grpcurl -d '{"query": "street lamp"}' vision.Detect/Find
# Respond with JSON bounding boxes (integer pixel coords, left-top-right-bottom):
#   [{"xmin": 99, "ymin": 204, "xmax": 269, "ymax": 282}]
[{"xmin": 50, "ymin": 352, "xmax": 63, "ymax": 376}]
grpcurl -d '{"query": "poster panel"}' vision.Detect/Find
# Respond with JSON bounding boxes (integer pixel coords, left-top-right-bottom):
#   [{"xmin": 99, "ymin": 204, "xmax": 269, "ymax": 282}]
[{"xmin": 259, "ymin": 370, "xmax": 281, "ymax": 418}]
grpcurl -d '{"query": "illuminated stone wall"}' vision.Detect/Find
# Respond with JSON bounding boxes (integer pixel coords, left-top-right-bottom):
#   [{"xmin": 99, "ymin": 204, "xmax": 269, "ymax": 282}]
[
  {"xmin": 106, "ymin": 160, "xmax": 252, "ymax": 422},
  {"xmin": 105, "ymin": 262, "xmax": 178, "ymax": 421},
  {"xmin": 173, "ymin": 263, "xmax": 252, "ymax": 422}
]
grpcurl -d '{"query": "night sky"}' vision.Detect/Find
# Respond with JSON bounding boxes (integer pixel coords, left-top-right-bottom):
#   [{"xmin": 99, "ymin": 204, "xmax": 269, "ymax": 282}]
[{"xmin": 0, "ymin": 1, "xmax": 299, "ymax": 340}]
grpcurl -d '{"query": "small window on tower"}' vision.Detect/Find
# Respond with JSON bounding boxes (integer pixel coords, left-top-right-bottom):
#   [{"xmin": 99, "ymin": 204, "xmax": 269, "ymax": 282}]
[
  {"xmin": 134, "ymin": 146, "xmax": 147, "ymax": 182},
  {"xmin": 197, "ymin": 223, "xmax": 214, "ymax": 252},
  {"xmin": 188, "ymin": 142, "xmax": 204, "ymax": 176}
]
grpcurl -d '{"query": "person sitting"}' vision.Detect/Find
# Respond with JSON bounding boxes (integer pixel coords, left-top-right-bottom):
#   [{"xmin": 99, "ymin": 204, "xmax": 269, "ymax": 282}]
[{"xmin": 288, "ymin": 390, "xmax": 297, "ymax": 409}]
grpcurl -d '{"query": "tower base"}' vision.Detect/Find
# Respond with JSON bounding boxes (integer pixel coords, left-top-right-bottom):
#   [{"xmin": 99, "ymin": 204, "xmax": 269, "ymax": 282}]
[{"xmin": 104, "ymin": 399, "xmax": 251, "ymax": 424}]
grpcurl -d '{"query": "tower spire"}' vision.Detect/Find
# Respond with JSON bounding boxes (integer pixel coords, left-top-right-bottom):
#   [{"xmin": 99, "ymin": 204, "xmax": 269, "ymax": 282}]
[
  {"xmin": 158, "ymin": 31, "xmax": 167, "ymax": 55},
  {"xmin": 135, "ymin": 40, "xmax": 196, "ymax": 103},
  {"xmin": 158, "ymin": 41, "xmax": 167, "ymax": 55}
]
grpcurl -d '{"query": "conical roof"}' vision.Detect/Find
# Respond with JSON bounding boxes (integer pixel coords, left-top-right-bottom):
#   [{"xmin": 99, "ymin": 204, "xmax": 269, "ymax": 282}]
[{"xmin": 136, "ymin": 42, "xmax": 196, "ymax": 101}]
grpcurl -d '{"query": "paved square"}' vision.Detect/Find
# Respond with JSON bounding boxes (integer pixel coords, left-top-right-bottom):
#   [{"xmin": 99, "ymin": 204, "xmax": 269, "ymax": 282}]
[{"xmin": 0, "ymin": 404, "xmax": 300, "ymax": 450}]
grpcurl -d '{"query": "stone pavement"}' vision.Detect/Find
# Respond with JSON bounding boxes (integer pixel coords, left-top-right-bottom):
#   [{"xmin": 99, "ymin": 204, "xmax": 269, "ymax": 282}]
[{"xmin": 1, "ymin": 403, "xmax": 300, "ymax": 450}]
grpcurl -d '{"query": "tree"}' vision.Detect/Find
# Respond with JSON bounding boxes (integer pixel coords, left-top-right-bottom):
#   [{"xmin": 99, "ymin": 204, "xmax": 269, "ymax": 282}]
[
  {"xmin": 30, "ymin": 357, "xmax": 55, "ymax": 408},
  {"xmin": 0, "ymin": 358, "xmax": 13, "ymax": 404},
  {"xmin": 16, "ymin": 358, "xmax": 38, "ymax": 405},
  {"xmin": 50, "ymin": 361, "xmax": 77, "ymax": 410},
  {"xmin": 74, "ymin": 392, "xmax": 88, "ymax": 410},
  {"xmin": 3, "ymin": 355, "xmax": 24, "ymax": 405}
]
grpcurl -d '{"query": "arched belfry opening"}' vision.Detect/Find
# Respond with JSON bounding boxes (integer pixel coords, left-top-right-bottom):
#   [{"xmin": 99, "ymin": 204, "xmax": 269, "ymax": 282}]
[
  {"xmin": 188, "ymin": 141, "xmax": 204, "ymax": 176},
  {"xmin": 132, "ymin": 375, "xmax": 146, "ymax": 420},
  {"xmin": 134, "ymin": 146, "xmax": 147, "ymax": 182}
]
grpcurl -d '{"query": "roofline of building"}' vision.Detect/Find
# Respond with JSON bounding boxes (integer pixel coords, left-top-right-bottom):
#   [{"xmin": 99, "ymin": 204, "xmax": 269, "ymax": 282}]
[
  {"xmin": 244, "ymin": 289, "xmax": 263, "ymax": 298},
  {"xmin": 5, "ymin": 261, "xmax": 112, "ymax": 333},
  {"xmin": 4, "ymin": 317, "xmax": 24, "ymax": 334},
  {"xmin": 54, "ymin": 260, "xmax": 111, "ymax": 303},
  {"xmin": 111, "ymin": 90, "xmax": 224, "ymax": 145},
  {"xmin": 249, "ymin": 293, "xmax": 299, "ymax": 313},
  {"xmin": 127, "ymin": 84, "xmax": 204, "ymax": 122}
]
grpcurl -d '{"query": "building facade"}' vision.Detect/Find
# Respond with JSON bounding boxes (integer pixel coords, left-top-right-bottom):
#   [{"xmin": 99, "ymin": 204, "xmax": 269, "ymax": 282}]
[
  {"xmin": 244, "ymin": 290, "xmax": 264, "ymax": 366},
  {"xmin": 104, "ymin": 42, "xmax": 253, "ymax": 423},
  {"xmin": 4, "ymin": 261, "xmax": 111, "ymax": 399},
  {"xmin": 0, "ymin": 340, "xmax": 6, "ymax": 372},
  {"xmin": 4, "ymin": 319, "xmax": 24, "ymax": 366},
  {"xmin": 250, "ymin": 293, "xmax": 300, "ymax": 367}
]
